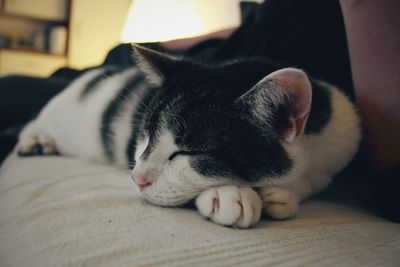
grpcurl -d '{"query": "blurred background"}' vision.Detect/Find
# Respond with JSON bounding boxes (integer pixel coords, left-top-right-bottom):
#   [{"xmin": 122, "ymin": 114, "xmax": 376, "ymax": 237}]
[{"xmin": 0, "ymin": 0, "xmax": 262, "ymax": 77}]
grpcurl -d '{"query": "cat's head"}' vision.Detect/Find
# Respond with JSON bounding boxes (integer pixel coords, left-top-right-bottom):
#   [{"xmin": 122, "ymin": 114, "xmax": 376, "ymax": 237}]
[{"xmin": 130, "ymin": 45, "xmax": 312, "ymax": 206}]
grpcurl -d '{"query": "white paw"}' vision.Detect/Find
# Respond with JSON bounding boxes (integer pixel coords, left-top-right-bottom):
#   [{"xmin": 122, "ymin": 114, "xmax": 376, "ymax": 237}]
[
  {"xmin": 196, "ymin": 186, "xmax": 262, "ymax": 228},
  {"xmin": 260, "ymin": 187, "xmax": 299, "ymax": 219},
  {"xmin": 17, "ymin": 122, "xmax": 58, "ymax": 156}
]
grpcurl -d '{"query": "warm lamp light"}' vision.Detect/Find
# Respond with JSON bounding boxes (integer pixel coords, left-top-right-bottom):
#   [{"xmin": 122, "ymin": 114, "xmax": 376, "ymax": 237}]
[{"xmin": 121, "ymin": 0, "xmax": 242, "ymax": 43}]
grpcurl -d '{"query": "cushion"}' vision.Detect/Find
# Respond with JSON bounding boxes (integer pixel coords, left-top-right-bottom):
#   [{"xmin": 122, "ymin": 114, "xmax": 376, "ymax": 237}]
[{"xmin": 1, "ymin": 153, "xmax": 399, "ymax": 267}]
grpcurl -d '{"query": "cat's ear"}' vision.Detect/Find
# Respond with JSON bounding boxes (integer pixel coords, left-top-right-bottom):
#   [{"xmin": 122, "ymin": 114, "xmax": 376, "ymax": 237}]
[
  {"xmin": 132, "ymin": 44, "xmax": 180, "ymax": 86},
  {"xmin": 237, "ymin": 68, "xmax": 312, "ymax": 143}
]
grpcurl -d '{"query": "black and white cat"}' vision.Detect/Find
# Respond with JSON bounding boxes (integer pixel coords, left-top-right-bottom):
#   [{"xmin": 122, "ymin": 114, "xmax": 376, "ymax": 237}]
[{"xmin": 17, "ymin": 45, "xmax": 361, "ymax": 228}]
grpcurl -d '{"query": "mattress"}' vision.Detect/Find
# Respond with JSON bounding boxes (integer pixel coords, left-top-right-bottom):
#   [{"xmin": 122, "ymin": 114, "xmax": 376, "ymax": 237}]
[{"xmin": 0, "ymin": 153, "xmax": 399, "ymax": 267}]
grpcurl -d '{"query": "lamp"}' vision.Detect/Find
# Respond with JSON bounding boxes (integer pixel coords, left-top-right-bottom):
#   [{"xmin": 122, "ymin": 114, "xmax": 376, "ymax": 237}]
[{"xmin": 121, "ymin": 0, "xmax": 242, "ymax": 43}]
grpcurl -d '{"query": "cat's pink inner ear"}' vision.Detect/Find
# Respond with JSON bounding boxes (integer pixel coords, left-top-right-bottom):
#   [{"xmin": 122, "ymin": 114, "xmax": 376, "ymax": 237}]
[{"xmin": 267, "ymin": 68, "xmax": 312, "ymax": 142}]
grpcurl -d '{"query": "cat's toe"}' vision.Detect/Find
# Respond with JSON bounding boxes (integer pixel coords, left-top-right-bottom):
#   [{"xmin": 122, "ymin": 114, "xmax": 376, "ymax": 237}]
[
  {"xmin": 261, "ymin": 188, "xmax": 299, "ymax": 219},
  {"xmin": 17, "ymin": 136, "xmax": 40, "ymax": 156},
  {"xmin": 235, "ymin": 187, "xmax": 263, "ymax": 227},
  {"xmin": 17, "ymin": 133, "xmax": 58, "ymax": 156},
  {"xmin": 196, "ymin": 186, "xmax": 262, "ymax": 228},
  {"xmin": 38, "ymin": 134, "xmax": 58, "ymax": 155}
]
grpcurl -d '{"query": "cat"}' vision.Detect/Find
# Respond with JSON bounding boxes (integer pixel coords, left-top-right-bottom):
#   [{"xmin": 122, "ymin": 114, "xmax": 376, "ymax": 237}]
[{"xmin": 17, "ymin": 45, "xmax": 361, "ymax": 228}]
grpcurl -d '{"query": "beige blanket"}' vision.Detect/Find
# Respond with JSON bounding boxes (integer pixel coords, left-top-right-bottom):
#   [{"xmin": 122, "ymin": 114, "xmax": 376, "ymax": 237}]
[{"xmin": 0, "ymin": 154, "xmax": 399, "ymax": 267}]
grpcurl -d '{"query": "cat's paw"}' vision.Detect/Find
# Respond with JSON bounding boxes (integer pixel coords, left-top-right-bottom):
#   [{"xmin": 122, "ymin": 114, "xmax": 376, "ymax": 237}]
[
  {"xmin": 196, "ymin": 186, "xmax": 262, "ymax": 228},
  {"xmin": 17, "ymin": 122, "xmax": 58, "ymax": 156},
  {"xmin": 18, "ymin": 134, "xmax": 58, "ymax": 156},
  {"xmin": 260, "ymin": 187, "xmax": 299, "ymax": 219}
]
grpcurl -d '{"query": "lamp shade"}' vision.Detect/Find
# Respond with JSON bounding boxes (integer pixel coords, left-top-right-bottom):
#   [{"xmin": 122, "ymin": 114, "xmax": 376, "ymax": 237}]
[{"xmin": 121, "ymin": 0, "xmax": 242, "ymax": 43}]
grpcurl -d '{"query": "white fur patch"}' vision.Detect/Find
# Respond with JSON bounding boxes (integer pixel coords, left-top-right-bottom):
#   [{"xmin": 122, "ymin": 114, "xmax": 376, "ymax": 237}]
[
  {"xmin": 134, "ymin": 135, "xmax": 149, "ymax": 162},
  {"xmin": 22, "ymin": 68, "xmax": 141, "ymax": 164},
  {"xmin": 259, "ymin": 82, "xmax": 361, "ymax": 214}
]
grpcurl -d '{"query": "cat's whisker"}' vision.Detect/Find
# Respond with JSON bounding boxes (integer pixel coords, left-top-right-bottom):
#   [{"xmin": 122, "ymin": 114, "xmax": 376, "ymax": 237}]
[
  {"xmin": 90, "ymin": 74, "xmax": 148, "ymax": 114},
  {"xmin": 108, "ymin": 73, "xmax": 151, "ymax": 112},
  {"xmin": 100, "ymin": 72, "xmax": 152, "ymax": 113},
  {"xmin": 100, "ymin": 113, "xmax": 144, "ymax": 130}
]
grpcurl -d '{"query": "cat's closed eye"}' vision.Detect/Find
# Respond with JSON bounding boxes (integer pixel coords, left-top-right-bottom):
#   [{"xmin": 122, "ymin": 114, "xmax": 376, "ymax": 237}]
[
  {"xmin": 168, "ymin": 151, "xmax": 184, "ymax": 161},
  {"xmin": 168, "ymin": 150, "xmax": 204, "ymax": 161}
]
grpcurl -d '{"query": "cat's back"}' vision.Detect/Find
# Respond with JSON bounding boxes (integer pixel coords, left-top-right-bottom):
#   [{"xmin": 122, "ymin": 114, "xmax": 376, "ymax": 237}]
[
  {"xmin": 299, "ymin": 80, "xmax": 360, "ymax": 192},
  {"xmin": 35, "ymin": 66, "xmax": 145, "ymax": 163}
]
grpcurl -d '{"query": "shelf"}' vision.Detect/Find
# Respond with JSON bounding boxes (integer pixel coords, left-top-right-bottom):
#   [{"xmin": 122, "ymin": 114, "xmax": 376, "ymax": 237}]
[
  {"xmin": 0, "ymin": 47, "xmax": 67, "ymax": 58},
  {"xmin": 0, "ymin": 10, "xmax": 68, "ymax": 24},
  {"xmin": 0, "ymin": 48, "xmax": 67, "ymax": 77}
]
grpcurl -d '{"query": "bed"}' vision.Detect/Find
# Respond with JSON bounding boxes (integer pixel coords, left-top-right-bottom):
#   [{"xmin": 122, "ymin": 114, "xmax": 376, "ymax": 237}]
[{"xmin": 0, "ymin": 152, "xmax": 399, "ymax": 267}]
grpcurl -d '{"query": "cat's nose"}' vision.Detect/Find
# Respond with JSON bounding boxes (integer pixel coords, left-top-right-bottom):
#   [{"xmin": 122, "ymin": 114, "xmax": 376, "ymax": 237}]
[{"xmin": 131, "ymin": 170, "xmax": 154, "ymax": 191}]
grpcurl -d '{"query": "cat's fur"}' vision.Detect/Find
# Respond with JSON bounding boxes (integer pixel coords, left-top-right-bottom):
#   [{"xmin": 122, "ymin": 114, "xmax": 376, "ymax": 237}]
[{"xmin": 17, "ymin": 45, "xmax": 361, "ymax": 228}]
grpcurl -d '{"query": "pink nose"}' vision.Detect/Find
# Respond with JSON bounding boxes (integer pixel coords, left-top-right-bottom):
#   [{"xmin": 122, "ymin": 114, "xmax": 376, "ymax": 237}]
[{"xmin": 132, "ymin": 170, "xmax": 154, "ymax": 191}]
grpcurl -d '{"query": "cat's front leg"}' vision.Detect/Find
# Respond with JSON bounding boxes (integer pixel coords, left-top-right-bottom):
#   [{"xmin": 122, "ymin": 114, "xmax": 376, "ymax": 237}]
[
  {"xmin": 196, "ymin": 185, "xmax": 262, "ymax": 228},
  {"xmin": 260, "ymin": 186, "xmax": 300, "ymax": 220}
]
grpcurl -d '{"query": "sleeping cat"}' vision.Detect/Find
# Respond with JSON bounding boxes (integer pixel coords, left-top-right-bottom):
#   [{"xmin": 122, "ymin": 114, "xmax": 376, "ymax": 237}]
[{"xmin": 17, "ymin": 45, "xmax": 361, "ymax": 228}]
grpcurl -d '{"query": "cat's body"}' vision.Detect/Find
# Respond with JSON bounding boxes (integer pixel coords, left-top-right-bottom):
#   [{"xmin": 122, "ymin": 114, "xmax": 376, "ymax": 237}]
[
  {"xmin": 17, "ymin": 46, "xmax": 361, "ymax": 228},
  {"xmin": 19, "ymin": 66, "xmax": 150, "ymax": 167}
]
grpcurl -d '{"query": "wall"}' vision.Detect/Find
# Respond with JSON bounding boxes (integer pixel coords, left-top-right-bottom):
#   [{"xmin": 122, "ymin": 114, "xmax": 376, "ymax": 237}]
[{"xmin": 68, "ymin": 0, "xmax": 131, "ymax": 69}]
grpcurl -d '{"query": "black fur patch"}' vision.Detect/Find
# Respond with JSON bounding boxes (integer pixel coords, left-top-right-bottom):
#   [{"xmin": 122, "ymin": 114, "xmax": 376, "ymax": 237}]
[
  {"xmin": 305, "ymin": 80, "xmax": 332, "ymax": 134},
  {"xmin": 80, "ymin": 67, "xmax": 122, "ymax": 101},
  {"xmin": 101, "ymin": 72, "xmax": 144, "ymax": 162},
  {"xmin": 126, "ymin": 86, "xmax": 158, "ymax": 167}
]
